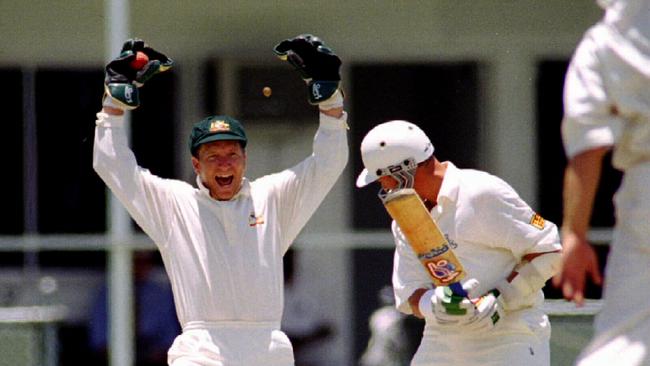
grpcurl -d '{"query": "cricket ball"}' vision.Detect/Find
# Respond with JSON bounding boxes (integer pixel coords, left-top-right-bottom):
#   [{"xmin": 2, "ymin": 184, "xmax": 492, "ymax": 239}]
[{"xmin": 130, "ymin": 51, "xmax": 149, "ymax": 70}]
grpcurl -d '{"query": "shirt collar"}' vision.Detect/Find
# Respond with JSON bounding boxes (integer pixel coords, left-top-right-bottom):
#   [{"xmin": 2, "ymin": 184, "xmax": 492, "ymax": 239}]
[
  {"xmin": 436, "ymin": 161, "xmax": 460, "ymax": 205},
  {"xmin": 195, "ymin": 176, "xmax": 251, "ymax": 201}
]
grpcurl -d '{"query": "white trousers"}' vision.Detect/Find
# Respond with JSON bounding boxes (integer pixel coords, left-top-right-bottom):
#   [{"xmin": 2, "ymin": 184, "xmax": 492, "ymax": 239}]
[
  {"xmin": 410, "ymin": 317, "xmax": 550, "ymax": 366},
  {"xmin": 577, "ymin": 164, "xmax": 650, "ymax": 366},
  {"xmin": 167, "ymin": 321, "xmax": 294, "ymax": 366}
]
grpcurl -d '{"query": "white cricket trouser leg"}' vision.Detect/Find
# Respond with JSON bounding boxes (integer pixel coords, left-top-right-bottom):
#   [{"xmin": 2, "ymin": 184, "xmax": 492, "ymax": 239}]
[
  {"xmin": 411, "ymin": 319, "xmax": 550, "ymax": 366},
  {"xmin": 167, "ymin": 321, "xmax": 294, "ymax": 366},
  {"xmin": 577, "ymin": 164, "xmax": 650, "ymax": 366}
]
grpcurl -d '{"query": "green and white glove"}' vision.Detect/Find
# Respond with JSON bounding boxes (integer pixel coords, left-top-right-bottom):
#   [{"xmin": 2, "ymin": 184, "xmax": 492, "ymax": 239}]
[
  {"xmin": 419, "ymin": 279, "xmax": 479, "ymax": 326},
  {"xmin": 103, "ymin": 38, "xmax": 174, "ymax": 110},
  {"xmin": 463, "ymin": 289, "xmax": 505, "ymax": 332},
  {"xmin": 273, "ymin": 34, "xmax": 343, "ymax": 107}
]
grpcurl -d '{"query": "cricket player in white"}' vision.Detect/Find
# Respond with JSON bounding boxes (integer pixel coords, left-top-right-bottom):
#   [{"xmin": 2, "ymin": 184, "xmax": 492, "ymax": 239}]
[
  {"xmin": 94, "ymin": 36, "xmax": 348, "ymax": 365},
  {"xmin": 356, "ymin": 121, "xmax": 562, "ymax": 366},
  {"xmin": 552, "ymin": 1, "xmax": 650, "ymax": 365}
]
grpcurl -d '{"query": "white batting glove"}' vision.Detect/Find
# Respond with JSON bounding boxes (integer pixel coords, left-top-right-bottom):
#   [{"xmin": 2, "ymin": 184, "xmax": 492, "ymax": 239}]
[
  {"xmin": 463, "ymin": 289, "xmax": 505, "ymax": 332},
  {"xmin": 419, "ymin": 279, "xmax": 479, "ymax": 326}
]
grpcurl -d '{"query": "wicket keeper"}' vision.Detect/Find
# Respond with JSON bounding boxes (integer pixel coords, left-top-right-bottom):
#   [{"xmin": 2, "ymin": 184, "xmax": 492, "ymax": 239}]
[{"xmin": 94, "ymin": 35, "xmax": 348, "ymax": 365}]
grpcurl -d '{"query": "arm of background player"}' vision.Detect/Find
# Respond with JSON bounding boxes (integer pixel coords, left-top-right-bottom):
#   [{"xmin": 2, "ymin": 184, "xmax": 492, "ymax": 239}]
[{"xmin": 552, "ymin": 147, "xmax": 608, "ymax": 305}]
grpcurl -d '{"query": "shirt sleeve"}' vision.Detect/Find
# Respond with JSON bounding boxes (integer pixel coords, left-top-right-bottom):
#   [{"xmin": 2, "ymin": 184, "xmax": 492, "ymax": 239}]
[
  {"xmin": 473, "ymin": 177, "xmax": 562, "ymax": 260},
  {"xmin": 93, "ymin": 112, "xmax": 180, "ymax": 246},
  {"xmin": 562, "ymin": 25, "xmax": 621, "ymax": 159},
  {"xmin": 265, "ymin": 112, "xmax": 349, "ymax": 253}
]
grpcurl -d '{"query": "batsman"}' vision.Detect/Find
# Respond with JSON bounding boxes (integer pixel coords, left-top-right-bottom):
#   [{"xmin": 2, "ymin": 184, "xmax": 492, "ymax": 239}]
[
  {"xmin": 356, "ymin": 121, "xmax": 562, "ymax": 365},
  {"xmin": 94, "ymin": 36, "xmax": 347, "ymax": 365}
]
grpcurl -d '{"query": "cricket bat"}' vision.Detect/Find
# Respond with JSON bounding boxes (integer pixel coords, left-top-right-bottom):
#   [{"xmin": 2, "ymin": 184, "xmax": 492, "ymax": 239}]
[{"xmin": 383, "ymin": 188, "xmax": 467, "ymax": 296}]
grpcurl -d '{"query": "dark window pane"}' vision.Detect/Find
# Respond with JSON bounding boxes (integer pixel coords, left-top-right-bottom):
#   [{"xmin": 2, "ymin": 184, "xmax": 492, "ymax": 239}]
[
  {"xmin": 203, "ymin": 59, "xmax": 220, "ymax": 116},
  {"xmin": 0, "ymin": 252, "xmax": 24, "ymax": 267},
  {"xmin": 0, "ymin": 69, "xmax": 24, "ymax": 234},
  {"xmin": 238, "ymin": 66, "xmax": 314, "ymax": 120},
  {"xmin": 38, "ymin": 250, "xmax": 105, "ymax": 269},
  {"xmin": 536, "ymin": 60, "xmax": 621, "ymax": 227},
  {"xmin": 351, "ymin": 63, "xmax": 480, "ymax": 229},
  {"xmin": 131, "ymin": 71, "xmax": 177, "ymax": 179},
  {"xmin": 35, "ymin": 69, "xmax": 106, "ymax": 233}
]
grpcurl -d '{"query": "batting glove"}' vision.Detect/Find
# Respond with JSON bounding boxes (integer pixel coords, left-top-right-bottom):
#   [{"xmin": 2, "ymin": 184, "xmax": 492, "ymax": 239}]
[
  {"xmin": 419, "ymin": 280, "xmax": 479, "ymax": 326},
  {"xmin": 104, "ymin": 38, "xmax": 174, "ymax": 110},
  {"xmin": 273, "ymin": 34, "xmax": 342, "ymax": 106},
  {"xmin": 462, "ymin": 289, "xmax": 505, "ymax": 332}
]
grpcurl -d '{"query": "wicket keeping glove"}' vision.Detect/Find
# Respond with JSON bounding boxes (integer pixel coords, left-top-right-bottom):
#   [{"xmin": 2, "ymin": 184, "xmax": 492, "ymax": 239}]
[
  {"xmin": 419, "ymin": 280, "xmax": 478, "ymax": 326},
  {"xmin": 463, "ymin": 289, "xmax": 505, "ymax": 332},
  {"xmin": 104, "ymin": 38, "xmax": 174, "ymax": 110},
  {"xmin": 273, "ymin": 34, "xmax": 343, "ymax": 107}
]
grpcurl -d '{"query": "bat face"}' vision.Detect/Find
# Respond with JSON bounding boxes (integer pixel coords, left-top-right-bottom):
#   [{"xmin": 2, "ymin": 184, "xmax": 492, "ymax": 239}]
[{"xmin": 382, "ymin": 188, "xmax": 466, "ymax": 287}]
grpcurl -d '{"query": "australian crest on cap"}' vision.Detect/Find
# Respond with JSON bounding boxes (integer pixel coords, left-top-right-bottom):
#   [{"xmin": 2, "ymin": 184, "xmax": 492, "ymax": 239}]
[{"xmin": 210, "ymin": 120, "xmax": 230, "ymax": 132}]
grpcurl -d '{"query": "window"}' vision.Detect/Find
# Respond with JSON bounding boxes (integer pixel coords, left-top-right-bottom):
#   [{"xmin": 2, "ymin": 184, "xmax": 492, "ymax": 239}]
[
  {"xmin": 238, "ymin": 65, "xmax": 314, "ymax": 120},
  {"xmin": 35, "ymin": 69, "xmax": 106, "ymax": 233},
  {"xmin": 0, "ymin": 69, "xmax": 24, "ymax": 234}
]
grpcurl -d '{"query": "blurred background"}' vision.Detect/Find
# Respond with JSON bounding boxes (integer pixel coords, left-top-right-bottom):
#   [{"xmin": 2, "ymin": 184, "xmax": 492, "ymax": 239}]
[{"xmin": 0, "ymin": 1, "xmax": 622, "ymax": 365}]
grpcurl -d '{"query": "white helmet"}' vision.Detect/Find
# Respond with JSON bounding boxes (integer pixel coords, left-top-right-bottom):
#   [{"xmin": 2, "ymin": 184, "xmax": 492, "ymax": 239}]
[{"xmin": 356, "ymin": 120, "xmax": 434, "ymax": 187}]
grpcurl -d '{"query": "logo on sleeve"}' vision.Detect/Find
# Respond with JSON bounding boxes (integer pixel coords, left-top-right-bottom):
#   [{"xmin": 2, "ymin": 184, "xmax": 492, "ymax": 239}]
[
  {"xmin": 248, "ymin": 212, "xmax": 265, "ymax": 227},
  {"xmin": 530, "ymin": 213, "xmax": 545, "ymax": 230}
]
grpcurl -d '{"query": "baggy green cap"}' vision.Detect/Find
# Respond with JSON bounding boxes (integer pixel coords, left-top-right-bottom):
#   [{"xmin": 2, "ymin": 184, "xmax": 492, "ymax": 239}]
[{"xmin": 189, "ymin": 115, "xmax": 247, "ymax": 155}]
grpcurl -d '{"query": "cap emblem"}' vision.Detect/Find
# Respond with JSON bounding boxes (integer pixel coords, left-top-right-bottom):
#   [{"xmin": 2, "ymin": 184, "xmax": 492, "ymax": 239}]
[{"xmin": 209, "ymin": 120, "xmax": 230, "ymax": 132}]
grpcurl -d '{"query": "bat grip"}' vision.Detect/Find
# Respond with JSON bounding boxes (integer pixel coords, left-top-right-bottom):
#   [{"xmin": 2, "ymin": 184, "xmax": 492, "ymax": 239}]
[{"xmin": 449, "ymin": 282, "xmax": 468, "ymax": 297}]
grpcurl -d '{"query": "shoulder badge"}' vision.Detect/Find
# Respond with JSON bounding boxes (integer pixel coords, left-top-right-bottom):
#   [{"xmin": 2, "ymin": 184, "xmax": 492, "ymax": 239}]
[{"xmin": 530, "ymin": 212, "xmax": 545, "ymax": 230}]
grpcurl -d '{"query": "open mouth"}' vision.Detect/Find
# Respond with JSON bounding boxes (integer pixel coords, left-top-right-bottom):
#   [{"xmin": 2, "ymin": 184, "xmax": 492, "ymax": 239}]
[{"xmin": 215, "ymin": 175, "xmax": 234, "ymax": 187}]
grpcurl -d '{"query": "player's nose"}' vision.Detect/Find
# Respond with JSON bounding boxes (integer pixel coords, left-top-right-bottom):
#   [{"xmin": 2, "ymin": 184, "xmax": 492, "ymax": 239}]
[{"xmin": 378, "ymin": 176, "xmax": 398, "ymax": 190}]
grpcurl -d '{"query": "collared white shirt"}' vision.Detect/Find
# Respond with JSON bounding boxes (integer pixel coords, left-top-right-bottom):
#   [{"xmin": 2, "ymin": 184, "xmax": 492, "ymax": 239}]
[
  {"xmin": 392, "ymin": 162, "xmax": 561, "ymax": 334},
  {"xmin": 94, "ymin": 112, "xmax": 348, "ymax": 328}
]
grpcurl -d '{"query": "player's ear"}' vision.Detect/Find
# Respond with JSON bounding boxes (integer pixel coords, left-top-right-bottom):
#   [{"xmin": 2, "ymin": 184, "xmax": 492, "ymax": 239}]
[{"xmin": 191, "ymin": 156, "xmax": 201, "ymax": 174}]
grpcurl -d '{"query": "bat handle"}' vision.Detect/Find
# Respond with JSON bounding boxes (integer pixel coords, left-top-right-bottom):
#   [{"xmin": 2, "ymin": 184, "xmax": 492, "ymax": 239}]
[{"xmin": 449, "ymin": 282, "xmax": 468, "ymax": 297}]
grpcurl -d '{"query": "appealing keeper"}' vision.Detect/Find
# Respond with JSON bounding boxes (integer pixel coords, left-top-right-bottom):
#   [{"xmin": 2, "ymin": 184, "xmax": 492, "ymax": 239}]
[
  {"xmin": 356, "ymin": 121, "xmax": 562, "ymax": 366},
  {"xmin": 552, "ymin": 0, "xmax": 650, "ymax": 365},
  {"xmin": 93, "ymin": 35, "xmax": 348, "ymax": 366}
]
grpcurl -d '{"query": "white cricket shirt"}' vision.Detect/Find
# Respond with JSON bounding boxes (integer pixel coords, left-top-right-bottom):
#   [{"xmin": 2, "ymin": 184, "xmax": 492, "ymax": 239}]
[
  {"xmin": 562, "ymin": 0, "xmax": 650, "ymax": 169},
  {"xmin": 392, "ymin": 162, "xmax": 561, "ymax": 336},
  {"xmin": 93, "ymin": 111, "xmax": 348, "ymax": 328}
]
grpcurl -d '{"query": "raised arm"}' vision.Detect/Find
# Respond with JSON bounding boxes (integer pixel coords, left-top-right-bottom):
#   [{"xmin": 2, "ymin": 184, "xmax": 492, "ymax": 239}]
[
  {"xmin": 269, "ymin": 34, "xmax": 349, "ymax": 249},
  {"xmin": 93, "ymin": 39, "xmax": 175, "ymax": 243}
]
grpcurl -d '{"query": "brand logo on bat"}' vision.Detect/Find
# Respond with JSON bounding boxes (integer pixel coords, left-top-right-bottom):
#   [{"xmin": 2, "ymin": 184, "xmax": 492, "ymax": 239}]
[
  {"xmin": 417, "ymin": 244, "xmax": 450, "ymax": 260},
  {"xmin": 425, "ymin": 259, "xmax": 462, "ymax": 283}
]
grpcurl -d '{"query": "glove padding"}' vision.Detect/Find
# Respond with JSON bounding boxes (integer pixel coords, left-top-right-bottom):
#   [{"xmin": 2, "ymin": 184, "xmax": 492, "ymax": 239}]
[
  {"xmin": 104, "ymin": 38, "xmax": 174, "ymax": 110},
  {"xmin": 420, "ymin": 280, "xmax": 478, "ymax": 326},
  {"xmin": 273, "ymin": 34, "xmax": 342, "ymax": 105},
  {"xmin": 463, "ymin": 289, "xmax": 505, "ymax": 332}
]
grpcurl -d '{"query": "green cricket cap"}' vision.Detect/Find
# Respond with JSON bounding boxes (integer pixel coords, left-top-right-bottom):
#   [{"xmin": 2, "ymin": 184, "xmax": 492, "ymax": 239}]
[{"xmin": 189, "ymin": 115, "xmax": 247, "ymax": 155}]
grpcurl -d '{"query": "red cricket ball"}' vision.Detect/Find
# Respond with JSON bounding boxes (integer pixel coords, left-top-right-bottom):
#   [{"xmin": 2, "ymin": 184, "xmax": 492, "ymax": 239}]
[{"xmin": 130, "ymin": 51, "xmax": 149, "ymax": 70}]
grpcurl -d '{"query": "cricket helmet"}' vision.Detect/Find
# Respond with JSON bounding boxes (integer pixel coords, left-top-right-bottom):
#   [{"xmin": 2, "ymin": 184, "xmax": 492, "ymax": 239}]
[{"xmin": 356, "ymin": 120, "xmax": 434, "ymax": 188}]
